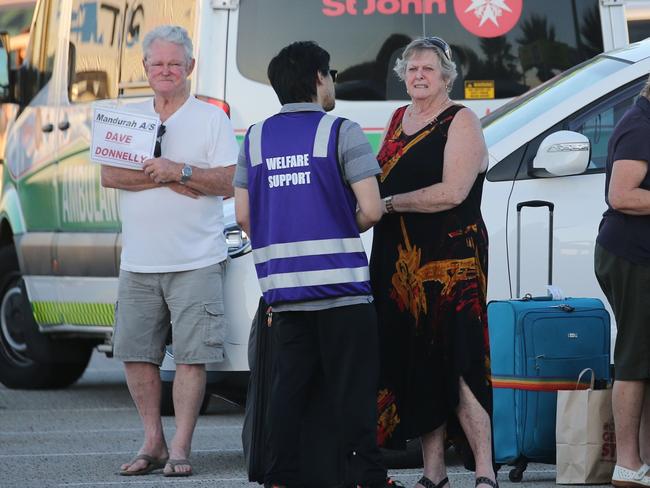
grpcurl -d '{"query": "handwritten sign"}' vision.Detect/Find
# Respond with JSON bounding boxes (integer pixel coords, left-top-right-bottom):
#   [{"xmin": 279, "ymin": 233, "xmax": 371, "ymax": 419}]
[{"xmin": 91, "ymin": 105, "xmax": 160, "ymax": 170}]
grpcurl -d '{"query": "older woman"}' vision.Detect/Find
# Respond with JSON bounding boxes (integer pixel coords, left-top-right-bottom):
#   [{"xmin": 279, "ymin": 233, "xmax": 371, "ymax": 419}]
[
  {"xmin": 371, "ymin": 37, "xmax": 495, "ymax": 488},
  {"xmin": 595, "ymin": 77, "xmax": 650, "ymax": 488}
]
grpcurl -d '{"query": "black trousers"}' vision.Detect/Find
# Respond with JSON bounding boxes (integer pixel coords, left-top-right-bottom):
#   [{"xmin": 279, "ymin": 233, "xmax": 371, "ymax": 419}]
[{"xmin": 265, "ymin": 303, "xmax": 387, "ymax": 487}]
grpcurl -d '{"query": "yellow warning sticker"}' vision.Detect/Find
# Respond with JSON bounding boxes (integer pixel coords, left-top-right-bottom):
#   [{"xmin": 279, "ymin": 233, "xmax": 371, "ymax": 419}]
[{"xmin": 464, "ymin": 80, "xmax": 495, "ymax": 99}]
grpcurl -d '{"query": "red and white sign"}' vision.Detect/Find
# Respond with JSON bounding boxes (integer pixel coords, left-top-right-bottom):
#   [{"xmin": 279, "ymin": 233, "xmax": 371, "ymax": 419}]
[
  {"xmin": 91, "ymin": 104, "xmax": 159, "ymax": 170},
  {"xmin": 453, "ymin": 0, "xmax": 522, "ymax": 38}
]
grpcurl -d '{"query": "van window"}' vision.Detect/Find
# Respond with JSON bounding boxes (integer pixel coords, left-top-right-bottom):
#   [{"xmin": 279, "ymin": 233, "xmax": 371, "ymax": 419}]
[
  {"xmin": 0, "ymin": 1, "xmax": 35, "ymax": 36},
  {"xmin": 20, "ymin": 0, "xmax": 58, "ymax": 104},
  {"xmin": 237, "ymin": 0, "xmax": 603, "ymax": 102},
  {"xmin": 119, "ymin": 0, "xmax": 196, "ymax": 95},
  {"xmin": 68, "ymin": 0, "xmax": 122, "ymax": 103},
  {"xmin": 629, "ymin": 19, "xmax": 650, "ymax": 43},
  {"xmin": 570, "ymin": 80, "xmax": 644, "ymax": 171}
]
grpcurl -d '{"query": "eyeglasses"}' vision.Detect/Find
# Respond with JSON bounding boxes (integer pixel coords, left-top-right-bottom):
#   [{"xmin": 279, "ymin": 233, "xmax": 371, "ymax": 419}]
[
  {"xmin": 146, "ymin": 62, "xmax": 186, "ymax": 73},
  {"xmin": 329, "ymin": 69, "xmax": 338, "ymax": 83},
  {"xmin": 423, "ymin": 36, "xmax": 452, "ymax": 61},
  {"xmin": 154, "ymin": 124, "xmax": 166, "ymax": 158}
]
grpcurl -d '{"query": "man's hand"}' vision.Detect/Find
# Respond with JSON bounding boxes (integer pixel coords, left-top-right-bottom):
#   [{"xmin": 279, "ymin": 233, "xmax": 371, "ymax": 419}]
[
  {"xmin": 143, "ymin": 157, "xmax": 181, "ymax": 184},
  {"xmin": 168, "ymin": 182, "xmax": 204, "ymax": 199}
]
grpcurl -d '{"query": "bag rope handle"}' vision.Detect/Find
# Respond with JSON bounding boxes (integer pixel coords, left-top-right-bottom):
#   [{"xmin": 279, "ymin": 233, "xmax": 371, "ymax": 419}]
[{"xmin": 575, "ymin": 367, "xmax": 595, "ymax": 390}]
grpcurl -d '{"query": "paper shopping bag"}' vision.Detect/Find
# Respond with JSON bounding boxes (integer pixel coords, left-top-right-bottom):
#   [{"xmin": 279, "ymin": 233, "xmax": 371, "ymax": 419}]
[{"xmin": 556, "ymin": 369, "xmax": 616, "ymax": 484}]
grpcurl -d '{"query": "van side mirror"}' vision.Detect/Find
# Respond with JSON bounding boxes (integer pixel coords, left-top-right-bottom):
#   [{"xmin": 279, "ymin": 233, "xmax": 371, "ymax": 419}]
[
  {"xmin": 0, "ymin": 32, "xmax": 12, "ymax": 102},
  {"xmin": 532, "ymin": 130, "xmax": 591, "ymax": 177}
]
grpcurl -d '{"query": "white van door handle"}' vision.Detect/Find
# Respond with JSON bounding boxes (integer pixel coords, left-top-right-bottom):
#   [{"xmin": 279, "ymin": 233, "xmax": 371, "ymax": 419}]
[
  {"xmin": 41, "ymin": 123, "xmax": 54, "ymax": 133},
  {"xmin": 58, "ymin": 121, "xmax": 70, "ymax": 131}
]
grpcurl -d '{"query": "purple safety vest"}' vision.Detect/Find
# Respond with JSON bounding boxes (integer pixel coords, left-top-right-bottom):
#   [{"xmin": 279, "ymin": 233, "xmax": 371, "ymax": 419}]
[{"xmin": 245, "ymin": 110, "xmax": 371, "ymax": 306}]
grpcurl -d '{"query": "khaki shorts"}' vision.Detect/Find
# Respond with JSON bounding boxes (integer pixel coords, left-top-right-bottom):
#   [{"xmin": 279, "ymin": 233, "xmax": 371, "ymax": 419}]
[{"xmin": 113, "ymin": 261, "xmax": 227, "ymax": 365}]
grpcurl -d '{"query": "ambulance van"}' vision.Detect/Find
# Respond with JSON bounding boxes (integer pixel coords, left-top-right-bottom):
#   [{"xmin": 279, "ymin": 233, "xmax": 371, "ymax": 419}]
[{"xmin": 0, "ymin": 0, "xmax": 647, "ymax": 398}]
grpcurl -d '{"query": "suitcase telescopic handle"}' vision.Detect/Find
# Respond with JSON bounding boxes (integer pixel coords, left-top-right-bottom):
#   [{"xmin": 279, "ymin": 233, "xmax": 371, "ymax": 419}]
[
  {"xmin": 516, "ymin": 200, "xmax": 554, "ymax": 297},
  {"xmin": 516, "ymin": 200, "xmax": 555, "ymax": 212}
]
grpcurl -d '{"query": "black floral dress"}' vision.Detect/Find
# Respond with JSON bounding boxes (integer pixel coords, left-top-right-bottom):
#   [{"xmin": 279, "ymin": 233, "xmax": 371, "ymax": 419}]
[{"xmin": 371, "ymin": 105, "xmax": 492, "ymax": 455}]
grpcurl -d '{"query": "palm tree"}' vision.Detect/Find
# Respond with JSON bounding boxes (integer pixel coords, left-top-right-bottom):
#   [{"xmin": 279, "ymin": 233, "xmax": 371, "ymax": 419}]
[
  {"xmin": 516, "ymin": 14, "xmax": 556, "ymax": 45},
  {"xmin": 580, "ymin": 3, "xmax": 604, "ymax": 58}
]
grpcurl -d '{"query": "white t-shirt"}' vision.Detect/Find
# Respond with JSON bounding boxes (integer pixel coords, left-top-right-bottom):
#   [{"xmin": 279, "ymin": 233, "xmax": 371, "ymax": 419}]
[{"xmin": 119, "ymin": 96, "xmax": 239, "ymax": 273}]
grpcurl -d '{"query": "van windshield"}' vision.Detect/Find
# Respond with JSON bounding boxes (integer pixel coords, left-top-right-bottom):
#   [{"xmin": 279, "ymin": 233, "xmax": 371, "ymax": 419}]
[
  {"xmin": 237, "ymin": 0, "xmax": 603, "ymax": 105},
  {"xmin": 481, "ymin": 56, "xmax": 630, "ymax": 146}
]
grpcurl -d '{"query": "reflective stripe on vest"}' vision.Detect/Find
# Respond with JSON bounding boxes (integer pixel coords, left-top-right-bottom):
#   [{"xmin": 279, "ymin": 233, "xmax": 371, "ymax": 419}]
[
  {"xmin": 258, "ymin": 266, "xmax": 370, "ymax": 294},
  {"xmin": 248, "ymin": 121, "xmax": 265, "ymax": 167},
  {"xmin": 252, "ymin": 237, "xmax": 365, "ymax": 264}
]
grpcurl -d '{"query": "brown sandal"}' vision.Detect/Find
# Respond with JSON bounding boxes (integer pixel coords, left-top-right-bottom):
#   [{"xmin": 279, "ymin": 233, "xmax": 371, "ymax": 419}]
[
  {"xmin": 163, "ymin": 458, "xmax": 193, "ymax": 477},
  {"xmin": 119, "ymin": 454, "xmax": 168, "ymax": 476}
]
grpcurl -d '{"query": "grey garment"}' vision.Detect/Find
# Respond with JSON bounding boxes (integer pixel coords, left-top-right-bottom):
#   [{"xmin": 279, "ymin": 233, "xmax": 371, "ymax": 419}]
[
  {"xmin": 113, "ymin": 262, "xmax": 227, "ymax": 365},
  {"xmin": 232, "ymin": 103, "xmax": 380, "ymax": 188}
]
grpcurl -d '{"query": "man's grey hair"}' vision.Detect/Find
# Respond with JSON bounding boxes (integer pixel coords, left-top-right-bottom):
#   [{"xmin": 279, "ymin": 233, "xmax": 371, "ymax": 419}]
[
  {"xmin": 394, "ymin": 38, "xmax": 458, "ymax": 93},
  {"xmin": 143, "ymin": 25, "xmax": 193, "ymax": 64}
]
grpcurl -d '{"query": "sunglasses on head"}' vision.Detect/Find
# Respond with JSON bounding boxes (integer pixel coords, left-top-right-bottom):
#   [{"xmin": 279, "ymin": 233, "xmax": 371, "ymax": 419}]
[
  {"xmin": 154, "ymin": 124, "xmax": 166, "ymax": 158},
  {"xmin": 424, "ymin": 36, "xmax": 452, "ymax": 61},
  {"xmin": 329, "ymin": 69, "xmax": 338, "ymax": 83}
]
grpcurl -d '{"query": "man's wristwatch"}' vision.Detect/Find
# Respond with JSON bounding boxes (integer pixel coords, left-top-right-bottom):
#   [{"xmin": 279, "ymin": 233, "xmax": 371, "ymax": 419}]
[
  {"xmin": 384, "ymin": 195, "xmax": 395, "ymax": 214},
  {"xmin": 180, "ymin": 164, "xmax": 192, "ymax": 184}
]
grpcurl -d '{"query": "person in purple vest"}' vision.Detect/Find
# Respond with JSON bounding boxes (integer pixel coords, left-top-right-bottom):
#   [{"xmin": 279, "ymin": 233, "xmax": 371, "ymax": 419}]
[{"xmin": 233, "ymin": 41, "xmax": 402, "ymax": 488}]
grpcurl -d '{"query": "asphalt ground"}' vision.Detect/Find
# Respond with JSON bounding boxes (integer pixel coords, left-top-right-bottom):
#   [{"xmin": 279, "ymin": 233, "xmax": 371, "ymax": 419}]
[{"xmin": 0, "ymin": 352, "xmax": 603, "ymax": 488}]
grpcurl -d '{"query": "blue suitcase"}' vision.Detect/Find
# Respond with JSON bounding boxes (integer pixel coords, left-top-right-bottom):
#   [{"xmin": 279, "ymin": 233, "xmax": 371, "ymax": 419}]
[{"xmin": 488, "ymin": 201, "xmax": 611, "ymax": 481}]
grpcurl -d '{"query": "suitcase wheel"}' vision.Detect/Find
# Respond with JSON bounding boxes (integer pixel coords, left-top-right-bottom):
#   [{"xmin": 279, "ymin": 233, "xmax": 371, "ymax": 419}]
[{"xmin": 508, "ymin": 464, "xmax": 526, "ymax": 483}]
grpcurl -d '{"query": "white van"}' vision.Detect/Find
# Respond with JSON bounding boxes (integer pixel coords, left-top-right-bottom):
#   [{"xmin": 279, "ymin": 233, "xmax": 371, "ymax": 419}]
[{"xmin": 0, "ymin": 0, "xmax": 646, "ymax": 403}]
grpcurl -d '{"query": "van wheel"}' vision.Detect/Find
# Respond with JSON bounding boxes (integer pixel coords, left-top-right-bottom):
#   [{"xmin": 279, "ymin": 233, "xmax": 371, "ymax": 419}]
[
  {"xmin": 160, "ymin": 379, "xmax": 211, "ymax": 416},
  {"xmin": 0, "ymin": 246, "xmax": 92, "ymax": 389}
]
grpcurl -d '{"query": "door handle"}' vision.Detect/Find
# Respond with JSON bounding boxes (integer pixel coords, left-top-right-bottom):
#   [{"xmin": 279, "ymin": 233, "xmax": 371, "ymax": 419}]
[
  {"xmin": 58, "ymin": 121, "xmax": 70, "ymax": 131},
  {"xmin": 41, "ymin": 123, "xmax": 54, "ymax": 133}
]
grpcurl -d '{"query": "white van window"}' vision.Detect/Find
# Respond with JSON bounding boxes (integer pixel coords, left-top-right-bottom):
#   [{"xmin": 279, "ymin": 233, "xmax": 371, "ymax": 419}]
[
  {"xmin": 570, "ymin": 81, "xmax": 642, "ymax": 170},
  {"xmin": 119, "ymin": 0, "xmax": 196, "ymax": 93},
  {"xmin": 629, "ymin": 19, "xmax": 650, "ymax": 42},
  {"xmin": 68, "ymin": 0, "xmax": 121, "ymax": 103},
  {"xmin": 237, "ymin": 0, "xmax": 603, "ymax": 102},
  {"xmin": 0, "ymin": 0, "xmax": 35, "ymax": 68},
  {"xmin": 20, "ymin": 0, "xmax": 57, "ymax": 104}
]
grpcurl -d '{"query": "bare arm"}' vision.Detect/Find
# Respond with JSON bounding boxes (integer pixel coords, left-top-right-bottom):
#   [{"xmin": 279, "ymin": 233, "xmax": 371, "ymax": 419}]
[
  {"xmin": 101, "ymin": 165, "xmax": 158, "ymax": 191},
  {"xmin": 101, "ymin": 164, "xmax": 203, "ymax": 199},
  {"xmin": 387, "ymin": 108, "xmax": 488, "ymax": 214},
  {"xmin": 351, "ymin": 176, "xmax": 382, "ymax": 232},
  {"xmin": 142, "ymin": 158, "xmax": 236, "ymax": 197},
  {"xmin": 235, "ymin": 187, "xmax": 251, "ymax": 237},
  {"xmin": 608, "ymin": 159, "xmax": 650, "ymax": 215}
]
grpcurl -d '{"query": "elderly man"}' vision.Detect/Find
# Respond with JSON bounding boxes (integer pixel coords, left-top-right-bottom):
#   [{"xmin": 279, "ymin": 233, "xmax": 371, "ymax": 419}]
[{"xmin": 101, "ymin": 25, "xmax": 238, "ymax": 477}]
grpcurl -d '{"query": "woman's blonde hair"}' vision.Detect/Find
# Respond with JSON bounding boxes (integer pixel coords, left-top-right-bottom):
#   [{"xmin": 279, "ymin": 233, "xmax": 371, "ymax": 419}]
[{"xmin": 393, "ymin": 37, "xmax": 458, "ymax": 93}]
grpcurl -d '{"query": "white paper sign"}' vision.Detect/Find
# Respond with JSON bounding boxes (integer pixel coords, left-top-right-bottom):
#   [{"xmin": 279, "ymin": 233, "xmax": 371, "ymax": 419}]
[{"xmin": 91, "ymin": 105, "xmax": 160, "ymax": 170}]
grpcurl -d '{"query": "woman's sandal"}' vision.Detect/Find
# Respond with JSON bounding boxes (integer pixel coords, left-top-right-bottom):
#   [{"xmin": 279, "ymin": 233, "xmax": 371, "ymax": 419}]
[
  {"xmin": 418, "ymin": 476, "xmax": 449, "ymax": 488},
  {"xmin": 475, "ymin": 476, "xmax": 499, "ymax": 488}
]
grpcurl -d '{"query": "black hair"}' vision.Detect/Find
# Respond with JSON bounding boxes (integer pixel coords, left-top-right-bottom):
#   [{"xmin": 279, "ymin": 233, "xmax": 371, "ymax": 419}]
[{"xmin": 267, "ymin": 41, "xmax": 330, "ymax": 105}]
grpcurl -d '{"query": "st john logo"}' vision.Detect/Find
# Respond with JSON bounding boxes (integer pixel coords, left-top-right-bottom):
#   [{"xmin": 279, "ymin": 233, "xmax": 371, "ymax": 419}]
[{"xmin": 454, "ymin": 0, "xmax": 522, "ymax": 38}]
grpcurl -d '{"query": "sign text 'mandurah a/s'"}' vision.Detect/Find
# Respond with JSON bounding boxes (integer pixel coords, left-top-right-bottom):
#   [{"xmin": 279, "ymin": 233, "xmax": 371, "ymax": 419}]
[{"xmin": 94, "ymin": 112, "xmax": 157, "ymax": 131}]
